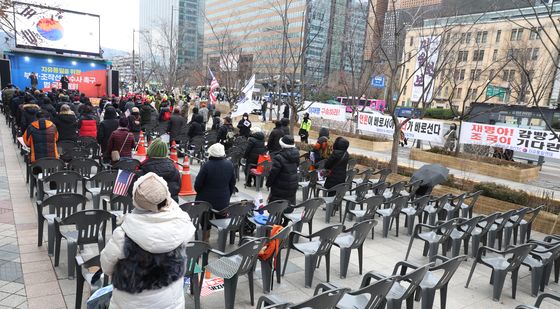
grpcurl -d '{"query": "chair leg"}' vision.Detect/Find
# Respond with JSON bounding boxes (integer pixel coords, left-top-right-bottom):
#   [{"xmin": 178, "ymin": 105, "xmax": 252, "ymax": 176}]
[
  {"xmin": 406, "ymin": 214, "xmax": 415, "ymax": 236},
  {"xmin": 421, "ymin": 288, "xmax": 436, "ymax": 309},
  {"xmin": 512, "ymin": 269, "xmax": 519, "ymax": 299},
  {"xmin": 339, "ymin": 248, "xmax": 351, "ymax": 279},
  {"xmin": 382, "ymin": 216, "xmax": 390, "ymax": 238},
  {"xmin": 223, "ymin": 276, "xmax": 239, "ymax": 309},
  {"xmin": 191, "ymin": 274, "xmax": 202, "ymax": 309},
  {"xmin": 530, "ymin": 266, "xmax": 544, "ymax": 297},
  {"xmin": 325, "ymin": 252, "xmax": 331, "ymax": 283},
  {"xmin": 282, "ymin": 247, "xmax": 291, "ymax": 276},
  {"xmin": 47, "ymin": 223, "xmax": 55, "ymax": 256},
  {"xmin": 405, "ymin": 237, "xmax": 414, "ymax": 260},
  {"xmin": 471, "ymin": 234, "xmax": 481, "ymax": 258},
  {"xmin": 503, "ymin": 226, "xmax": 513, "ymax": 248},
  {"xmin": 248, "ymin": 270, "xmax": 255, "ymax": 305},
  {"xmin": 465, "ymin": 261, "xmax": 478, "ymax": 288},
  {"xmin": 358, "ymin": 246, "xmax": 363, "ymax": 275},
  {"xmin": 260, "ymin": 260, "xmax": 273, "ymax": 294},
  {"xmin": 217, "ymin": 230, "xmax": 227, "ymax": 252},
  {"xmin": 75, "ymin": 263, "xmax": 84, "ymax": 309},
  {"xmin": 292, "ymin": 221, "xmax": 302, "ymax": 243},
  {"xmin": 37, "ymin": 216, "xmax": 44, "ymax": 247},
  {"xmin": 304, "ymin": 255, "xmax": 318, "ymax": 288},
  {"xmin": 519, "ymin": 224, "xmax": 527, "ymax": 244},
  {"xmin": 491, "ymin": 269, "xmax": 507, "ymax": 301},
  {"xmin": 428, "ymin": 242, "xmax": 439, "ymax": 262},
  {"xmin": 488, "ymin": 230, "xmax": 497, "ymax": 249},
  {"xmin": 440, "ymin": 284, "xmax": 448, "ymax": 309},
  {"xmin": 325, "ymin": 203, "xmax": 332, "ymax": 224},
  {"xmin": 451, "ymin": 239, "xmax": 461, "ymax": 258},
  {"xmin": 67, "ymin": 241, "xmax": 77, "ymax": 279},
  {"xmin": 92, "ymin": 195, "xmax": 100, "ymax": 210}
]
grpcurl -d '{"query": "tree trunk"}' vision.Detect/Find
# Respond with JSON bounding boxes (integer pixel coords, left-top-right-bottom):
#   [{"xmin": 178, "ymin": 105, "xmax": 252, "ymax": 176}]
[{"xmin": 390, "ymin": 127, "xmax": 400, "ymax": 173}]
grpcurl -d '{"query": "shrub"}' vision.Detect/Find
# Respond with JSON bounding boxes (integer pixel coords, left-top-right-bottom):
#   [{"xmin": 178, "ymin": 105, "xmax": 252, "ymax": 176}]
[
  {"xmin": 425, "ymin": 146, "xmax": 533, "ymax": 169},
  {"xmin": 474, "ymin": 182, "xmax": 530, "ymax": 205},
  {"xmin": 424, "ymin": 108, "xmax": 456, "ymax": 120}
]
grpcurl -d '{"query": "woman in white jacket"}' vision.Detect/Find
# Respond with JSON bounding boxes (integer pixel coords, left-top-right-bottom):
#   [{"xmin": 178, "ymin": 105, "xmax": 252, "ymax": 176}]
[{"xmin": 101, "ymin": 172, "xmax": 196, "ymax": 309}]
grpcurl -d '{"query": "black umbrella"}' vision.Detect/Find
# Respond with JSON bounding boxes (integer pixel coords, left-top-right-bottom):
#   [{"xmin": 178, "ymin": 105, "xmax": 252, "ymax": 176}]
[{"xmin": 411, "ymin": 164, "xmax": 449, "ymax": 187}]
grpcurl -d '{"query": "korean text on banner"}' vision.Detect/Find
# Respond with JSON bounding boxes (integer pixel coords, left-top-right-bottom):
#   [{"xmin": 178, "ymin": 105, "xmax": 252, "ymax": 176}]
[
  {"xmin": 411, "ymin": 36, "xmax": 440, "ymax": 103},
  {"xmin": 459, "ymin": 122, "xmax": 560, "ymax": 159},
  {"xmin": 302, "ymin": 102, "xmax": 346, "ymax": 122},
  {"xmin": 357, "ymin": 112, "xmax": 445, "ymax": 143}
]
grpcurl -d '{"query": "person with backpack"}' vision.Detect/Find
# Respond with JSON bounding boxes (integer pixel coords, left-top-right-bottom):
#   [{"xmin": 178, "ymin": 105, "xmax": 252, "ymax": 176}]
[
  {"xmin": 311, "ymin": 127, "xmax": 333, "ymax": 164},
  {"xmin": 210, "ymin": 110, "xmax": 222, "ymax": 131},
  {"xmin": 100, "ymin": 172, "xmax": 195, "ymax": 309},
  {"xmin": 323, "ymin": 137, "xmax": 350, "ymax": 196},
  {"xmin": 218, "ymin": 116, "xmax": 235, "ymax": 149}
]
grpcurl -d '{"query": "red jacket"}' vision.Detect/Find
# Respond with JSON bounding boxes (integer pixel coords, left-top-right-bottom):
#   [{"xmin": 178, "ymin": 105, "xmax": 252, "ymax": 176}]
[{"xmin": 79, "ymin": 116, "xmax": 98, "ymax": 138}]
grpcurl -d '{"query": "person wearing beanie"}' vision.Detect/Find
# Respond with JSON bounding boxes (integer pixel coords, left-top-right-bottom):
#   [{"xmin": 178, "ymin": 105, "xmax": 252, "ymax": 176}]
[
  {"xmin": 267, "ymin": 120, "xmax": 284, "ymax": 154},
  {"xmin": 167, "ymin": 106, "xmax": 187, "ymax": 144},
  {"xmin": 105, "ymin": 117, "xmax": 136, "ymax": 164},
  {"xmin": 54, "ymin": 103, "xmax": 78, "ymax": 141},
  {"xmin": 101, "ymin": 172, "xmax": 195, "ymax": 309},
  {"xmin": 266, "ymin": 135, "xmax": 300, "ymax": 206},
  {"xmin": 137, "ymin": 138, "xmax": 181, "ymax": 202},
  {"xmin": 194, "ymin": 143, "xmax": 236, "ymax": 241},
  {"xmin": 127, "ymin": 106, "xmax": 142, "ymax": 141},
  {"xmin": 323, "ymin": 136, "xmax": 350, "ymax": 196},
  {"xmin": 97, "ymin": 106, "xmax": 119, "ymax": 161},
  {"xmin": 243, "ymin": 126, "xmax": 267, "ymax": 187}
]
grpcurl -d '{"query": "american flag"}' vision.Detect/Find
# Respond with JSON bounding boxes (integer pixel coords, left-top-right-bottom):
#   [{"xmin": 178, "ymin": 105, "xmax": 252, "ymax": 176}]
[
  {"xmin": 209, "ymin": 67, "xmax": 219, "ymax": 105},
  {"xmin": 113, "ymin": 169, "xmax": 135, "ymax": 196}
]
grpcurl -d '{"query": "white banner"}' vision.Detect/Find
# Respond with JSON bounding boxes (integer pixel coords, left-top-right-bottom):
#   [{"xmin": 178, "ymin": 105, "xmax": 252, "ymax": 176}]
[
  {"xmin": 357, "ymin": 112, "xmax": 445, "ymax": 143},
  {"xmin": 411, "ymin": 36, "xmax": 440, "ymax": 102},
  {"xmin": 301, "ymin": 102, "xmax": 346, "ymax": 122},
  {"xmin": 460, "ymin": 122, "xmax": 560, "ymax": 159},
  {"xmin": 231, "ymin": 75, "xmax": 258, "ymax": 117}
]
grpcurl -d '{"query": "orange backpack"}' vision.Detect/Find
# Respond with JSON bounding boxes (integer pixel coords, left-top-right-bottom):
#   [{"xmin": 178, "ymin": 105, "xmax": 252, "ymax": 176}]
[
  {"xmin": 258, "ymin": 225, "xmax": 283, "ymax": 262},
  {"xmin": 256, "ymin": 154, "xmax": 272, "ymax": 173}
]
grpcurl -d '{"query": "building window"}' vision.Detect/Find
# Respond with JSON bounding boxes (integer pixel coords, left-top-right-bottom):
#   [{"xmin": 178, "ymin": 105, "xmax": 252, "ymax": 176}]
[
  {"xmin": 492, "ymin": 49, "xmax": 498, "ymax": 61},
  {"xmin": 529, "ymin": 27, "xmax": 542, "ymax": 40},
  {"xmin": 457, "ymin": 50, "xmax": 468, "ymax": 62},
  {"xmin": 409, "ymin": 36, "xmax": 414, "ymax": 46},
  {"xmin": 489, "ymin": 69, "xmax": 495, "ymax": 80},
  {"xmin": 455, "ymin": 69, "xmax": 466, "ymax": 80},
  {"xmin": 495, "ymin": 30, "xmax": 501, "ymax": 43},
  {"xmin": 470, "ymin": 69, "xmax": 482, "ymax": 81},
  {"xmin": 466, "ymin": 32, "xmax": 472, "ymax": 43},
  {"xmin": 507, "ymin": 48, "xmax": 520, "ymax": 59},
  {"xmin": 467, "ymin": 88, "xmax": 478, "ymax": 100},
  {"xmin": 503, "ymin": 69, "xmax": 516, "ymax": 82},
  {"xmin": 473, "ymin": 49, "xmax": 485, "ymax": 61},
  {"xmin": 530, "ymin": 48, "xmax": 539, "ymax": 60},
  {"xmin": 475, "ymin": 31, "xmax": 488, "ymax": 43},
  {"xmin": 444, "ymin": 86, "xmax": 449, "ymax": 97},
  {"xmin": 511, "ymin": 28, "xmax": 523, "ymax": 41},
  {"xmin": 455, "ymin": 88, "xmax": 463, "ymax": 99}
]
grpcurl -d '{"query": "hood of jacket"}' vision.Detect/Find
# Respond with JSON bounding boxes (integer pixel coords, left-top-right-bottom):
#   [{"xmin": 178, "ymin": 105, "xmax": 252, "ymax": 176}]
[
  {"xmin": 31, "ymin": 119, "xmax": 54, "ymax": 130},
  {"xmin": 57, "ymin": 113, "xmax": 77, "ymax": 124},
  {"xmin": 194, "ymin": 114, "xmax": 203, "ymax": 124},
  {"xmin": 121, "ymin": 202, "xmax": 194, "ymax": 254},
  {"xmin": 319, "ymin": 127, "xmax": 330, "ymax": 138},
  {"xmin": 250, "ymin": 131, "xmax": 265, "ymax": 141},
  {"xmin": 333, "ymin": 137, "xmax": 350, "ymax": 152},
  {"xmin": 22, "ymin": 103, "xmax": 40, "ymax": 112},
  {"xmin": 279, "ymin": 147, "xmax": 300, "ymax": 164}
]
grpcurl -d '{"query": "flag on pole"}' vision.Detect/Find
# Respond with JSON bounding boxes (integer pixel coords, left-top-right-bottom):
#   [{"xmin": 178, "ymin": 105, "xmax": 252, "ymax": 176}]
[
  {"xmin": 231, "ymin": 74, "xmax": 256, "ymax": 117},
  {"xmin": 209, "ymin": 67, "xmax": 220, "ymax": 105},
  {"xmin": 113, "ymin": 169, "xmax": 135, "ymax": 196}
]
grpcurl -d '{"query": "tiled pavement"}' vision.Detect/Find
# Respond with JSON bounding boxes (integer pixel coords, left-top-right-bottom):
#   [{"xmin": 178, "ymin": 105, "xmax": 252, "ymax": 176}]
[{"xmin": 1, "ymin": 113, "xmax": 560, "ymax": 309}]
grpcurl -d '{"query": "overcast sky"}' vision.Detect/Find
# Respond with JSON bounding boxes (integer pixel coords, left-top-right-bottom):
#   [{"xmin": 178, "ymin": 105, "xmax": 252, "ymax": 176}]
[{"xmin": 28, "ymin": 0, "xmax": 139, "ymax": 52}]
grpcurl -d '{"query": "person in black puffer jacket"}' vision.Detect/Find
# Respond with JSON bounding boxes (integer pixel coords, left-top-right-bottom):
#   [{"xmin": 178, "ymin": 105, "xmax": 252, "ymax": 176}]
[
  {"xmin": 267, "ymin": 120, "xmax": 284, "ymax": 154},
  {"xmin": 280, "ymin": 118, "xmax": 290, "ymax": 136},
  {"xmin": 266, "ymin": 135, "xmax": 300, "ymax": 206},
  {"xmin": 20, "ymin": 103, "xmax": 41, "ymax": 131},
  {"xmin": 210, "ymin": 111, "xmax": 222, "ymax": 131},
  {"xmin": 217, "ymin": 116, "xmax": 235, "ymax": 149},
  {"xmin": 324, "ymin": 136, "xmax": 350, "ymax": 196},
  {"xmin": 40, "ymin": 97, "xmax": 57, "ymax": 119},
  {"xmin": 243, "ymin": 127, "xmax": 267, "ymax": 187},
  {"xmin": 97, "ymin": 106, "xmax": 119, "ymax": 160},
  {"xmin": 187, "ymin": 114, "xmax": 204, "ymax": 139},
  {"xmin": 136, "ymin": 139, "xmax": 181, "ymax": 202},
  {"xmin": 55, "ymin": 104, "xmax": 78, "ymax": 141},
  {"xmin": 237, "ymin": 113, "xmax": 252, "ymax": 137},
  {"xmin": 167, "ymin": 107, "xmax": 187, "ymax": 144}
]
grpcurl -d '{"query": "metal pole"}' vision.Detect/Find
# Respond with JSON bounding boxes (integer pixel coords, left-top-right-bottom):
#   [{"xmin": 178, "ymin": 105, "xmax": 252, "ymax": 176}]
[{"xmin": 132, "ymin": 29, "xmax": 135, "ymax": 91}]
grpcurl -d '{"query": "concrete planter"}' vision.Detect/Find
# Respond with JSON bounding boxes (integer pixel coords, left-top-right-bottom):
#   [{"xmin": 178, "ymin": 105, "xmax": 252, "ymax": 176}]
[
  {"xmin": 307, "ymin": 131, "xmax": 392, "ymax": 151},
  {"xmin": 409, "ymin": 148, "xmax": 540, "ymax": 183}
]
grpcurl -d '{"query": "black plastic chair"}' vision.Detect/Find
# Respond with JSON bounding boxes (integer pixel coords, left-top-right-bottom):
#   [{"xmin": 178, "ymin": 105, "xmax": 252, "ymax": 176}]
[
  {"xmin": 180, "ymin": 201, "xmax": 211, "ymax": 240},
  {"xmin": 39, "ymin": 170, "xmax": 82, "ymax": 202},
  {"xmin": 209, "ymin": 201, "xmax": 254, "ymax": 251},
  {"xmin": 405, "ymin": 219, "xmax": 457, "ymax": 262},
  {"xmin": 371, "ymin": 168, "xmax": 391, "ymax": 184},
  {"xmin": 283, "ymin": 198, "xmax": 324, "ymax": 240},
  {"xmin": 256, "ymin": 287, "xmax": 347, "ymax": 309},
  {"xmin": 282, "ymin": 224, "xmax": 344, "ymax": 288},
  {"xmin": 29, "ymin": 158, "xmax": 65, "ymax": 199},
  {"xmin": 363, "ymin": 262, "xmax": 431, "ymax": 309},
  {"xmin": 322, "ymin": 183, "xmax": 350, "ymax": 224},
  {"xmin": 465, "ymin": 243, "xmax": 537, "ymax": 301},
  {"xmin": 460, "ymin": 190, "xmax": 483, "ymax": 218},
  {"xmin": 346, "ymin": 195, "xmax": 384, "ymax": 240},
  {"xmin": 352, "ymin": 168, "xmax": 374, "ymax": 188},
  {"xmin": 375, "ymin": 195, "xmax": 409, "ymax": 238},
  {"xmin": 503, "ymin": 208, "xmax": 530, "ymax": 248},
  {"xmin": 521, "ymin": 240, "xmax": 560, "ymax": 296},
  {"xmin": 517, "ymin": 205, "xmax": 543, "ymax": 244},
  {"xmin": 382, "ymin": 181, "xmax": 406, "ymax": 201},
  {"xmin": 111, "ymin": 158, "xmax": 140, "ymax": 171},
  {"xmin": 37, "ymin": 193, "xmax": 87, "ymax": 256},
  {"xmin": 400, "ymin": 195, "xmax": 431, "ymax": 236},
  {"xmin": 299, "ymin": 170, "xmax": 319, "ymax": 201},
  {"xmin": 543, "ymin": 235, "xmax": 560, "ymax": 284},
  {"xmin": 85, "ymin": 170, "xmax": 118, "ymax": 210},
  {"xmin": 334, "ymin": 219, "xmax": 377, "ymax": 278},
  {"xmin": 257, "ymin": 224, "xmax": 292, "ymax": 294},
  {"xmin": 440, "ymin": 193, "xmax": 466, "ymax": 221},
  {"xmin": 206, "ymin": 239, "xmax": 264, "ymax": 309},
  {"xmin": 102, "ymin": 195, "xmax": 134, "ymax": 231},
  {"xmin": 515, "ymin": 292, "xmax": 560, "ymax": 309},
  {"xmin": 250, "ymin": 160, "xmax": 273, "ymax": 192},
  {"xmin": 75, "ymin": 255, "xmax": 110, "ymax": 309},
  {"xmin": 446, "ymin": 216, "xmax": 482, "ymax": 257},
  {"xmin": 68, "ymin": 158, "xmax": 101, "ymax": 193},
  {"xmin": 422, "ymin": 194, "xmax": 450, "ymax": 225},
  {"xmin": 486, "ymin": 210, "xmax": 515, "ymax": 250},
  {"xmin": 341, "ymin": 183, "xmax": 371, "ymax": 222},
  {"xmin": 318, "ymin": 276, "xmax": 396, "ymax": 309},
  {"xmin": 249, "ymin": 200, "xmax": 289, "ymax": 236},
  {"xmin": 54, "ymin": 209, "xmax": 112, "ymax": 279},
  {"xmin": 185, "ymin": 241, "xmax": 212, "ymax": 309}
]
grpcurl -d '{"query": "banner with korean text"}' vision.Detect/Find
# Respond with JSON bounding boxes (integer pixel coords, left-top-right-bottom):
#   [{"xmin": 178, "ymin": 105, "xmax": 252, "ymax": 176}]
[
  {"xmin": 357, "ymin": 112, "xmax": 445, "ymax": 143},
  {"xmin": 301, "ymin": 102, "xmax": 346, "ymax": 122},
  {"xmin": 411, "ymin": 36, "xmax": 441, "ymax": 102},
  {"xmin": 459, "ymin": 122, "xmax": 560, "ymax": 159}
]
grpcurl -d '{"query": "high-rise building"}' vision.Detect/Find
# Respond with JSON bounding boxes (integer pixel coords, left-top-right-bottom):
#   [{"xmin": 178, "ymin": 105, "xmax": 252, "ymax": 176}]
[
  {"xmin": 139, "ymin": 0, "xmax": 204, "ymax": 67},
  {"xmin": 204, "ymin": 0, "xmax": 369, "ymax": 84}
]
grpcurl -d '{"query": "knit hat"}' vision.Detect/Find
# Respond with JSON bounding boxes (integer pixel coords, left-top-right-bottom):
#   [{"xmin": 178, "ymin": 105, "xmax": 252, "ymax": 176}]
[
  {"xmin": 132, "ymin": 173, "xmax": 171, "ymax": 212},
  {"xmin": 208, "ymin": 143, "xmax": 226, "ymax": 158},
  {"xmin": 279, "ymin": 135, "xmax": 295, "ymax": 149},
  {"xmin": 119, "ymin": 117, "xmax": 129, "ymax": 127},
  {"xmin": 147, "ymin": 138, "xmax": 169, "ymax": 158}
]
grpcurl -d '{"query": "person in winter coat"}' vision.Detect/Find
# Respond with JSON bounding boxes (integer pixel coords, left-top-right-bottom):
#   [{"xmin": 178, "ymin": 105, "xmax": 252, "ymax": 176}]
[
  {"xmin": 283, "ymin": 104, "xmax": 289, "ymax": 119},
  {"xmin": 40, "ymin": 97, "xmax": 57, "ymax": 119},
  {"xmin": 280, "ymin": 118, "xmax": 290, "ymax": 136},
  {"xmin": 311, "ymin": 127, "xmax": 333, "ymax": 164},
  {"xmin": 140, "ymin": 102, "xmax": 154, "ymax": 128},
  {"xmin": 100, "ymin": 172, "xmax": 195, "ymax": 309},
  {"xmin": 237, "ymin": 113, "xmax": 252, "ymax": 137},
  {"xmin": 323, "ymin": 136, "xmax": 350, "ymax": 195},
  {"xmin": 137, "ymin": 139, "xmax": 181, "ymax": 202},
  {"xmin": 105, "ymin": 117, "xmax": 136, "ymax": 164},
  {"xmin": 78, "ymin": 105, "xmax": 99, "ymax": 138},
  {"xmin": 23, "ymin": 110, "xmax": 59, "ymax": 163},
  {"xmin": 299, "ymin": 112, "xmax": 311, "ymax": 144},
  {"xmin": 20, "ymin": 102, "xmax": 41, "ymax": 132},
  {"xmin": 127, "ymin": 107, "xmax": 142, "ymax": 141},
  {"xmin": 217, "ymin": 116, "xmax": 235, "ymax": 149},
  {"xmin": 210, "ymin": 111, "xmax": 222, "ymax": 131},
  {"xmin": 243, "ymin": 127, "xmax": 267, "ymax": 187},
  {"xmin": 194, "ymin": 143, "xmax": 236, "ymax": 241},
  {"xmin": 199, "ymin": 103, "xmax": 209, "ymax": 126},
  {"xmin": 97, "ymin": 106, "xmax": 119, "ymax": 161},
  {"xmin": 190, "ymin": 107, "xmax": 199, "ymax": 123},
  {"xmin": 266, "ymin": 135, "xmax": 300, "ymax": 205},
  {"xmin": 187, "ymin": 114, "xmax": 204, "ymax": 139},
  {"xmin": 267, "ymin": 120, "xmax": 284, "ymax": 154},
  {"xmin": 167, "ymin": 107, "xmax": 186, "ymax": 144},
  {"xmin": 54, "ymin": 104, "xmax": 78, "ymax": 141}
]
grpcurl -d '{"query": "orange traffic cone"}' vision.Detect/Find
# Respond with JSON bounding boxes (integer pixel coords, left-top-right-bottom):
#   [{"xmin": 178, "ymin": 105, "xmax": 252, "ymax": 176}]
[
  {"xmin": 136, "ymin": 131, "xmax": 147, "ymax": 156},
  {"xmin": 169, "ymin": 140, "xmax": 178, "ymax": 162},
  {"xmin": 179, "ymin": 160, "xmax": 196, "ymax": 196}
]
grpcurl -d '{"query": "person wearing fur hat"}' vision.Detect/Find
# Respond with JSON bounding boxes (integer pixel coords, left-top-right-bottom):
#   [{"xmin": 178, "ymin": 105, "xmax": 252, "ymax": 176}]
[
  {"xmin": 194, "ymin": 143, "xmax": 236, "ymax": 241},
  {"xmin": 101, "ymin": 172, "xmax": 195, "ymax": 309},
  {"xmin": 137, "ymin": 138, "xmax": 181, "ymax": 202},
  {"xmin": 266, "ymin": 135, "xmax": 300, "ymax": 205}
]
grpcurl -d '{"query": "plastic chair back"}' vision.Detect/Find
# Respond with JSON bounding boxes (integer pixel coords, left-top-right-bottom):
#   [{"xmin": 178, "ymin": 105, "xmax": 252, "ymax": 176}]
[
  {"xmin": 355, "ymin": 276, "xmax": 396, "ymax": 309},
  {"xmin": 261, "ymin": 200, "xmax": 289, "ymax": 226},
  {"xmin": 386, "ymin": 195, "xmax": 409, "ymax": 216},
  {"xmin": 43, "ymin": 193, "xmax": 87, "ymax": 219},
  {"xmin": 231, "ymin": 239, "xmax": 264, "ymax": 276},
  {"xmin": 291, "ymin": 288, "xmax": 347, "ymax": 309},
  {"xmin": 477, "ymin": 212, "xmax": 500, "ymax": 236},
  {"xmin": 60, "ymin": 210, "xmax": 112, "ymax": 246},
  {"xmin": 374, "ymin": 168, "xmax": 391, "ymax": 184},
  {"xmin": 309, "ymin": 224, "xmax": 344, "ymax": 257},
  {"xmin": 353, "ymin": 183, "xmax": 370, "ymax": 201},
  {"xmin": 361, "ymin": 195, "xmax": 385, "ymax": 219},
  {"xmin": 89, "ymin": 170, "xmax": 118, "ymax": 195},
  {"xmin": 505, "ymin": 244, "xmax": 538, "ymax": 272},
  {"xmin": 44, "ymin": 170, "xmax": 82, "ymax": 194},
  {"xmin": 185, "ymin": 241, "xmax": 212, "ymax": 276},
  {"xmin": 345, "ymin": 219, "xmax": 377, "ymax": 249},
  {"xmin": 69, "ymin": 158, "xmax": 100, "ymax": 178},
  {"xmin": 370, "ymin": 182, "xmax": 388, "ymax": 196},
  {"xmin": 180, "ymin": 201, "xmax": 211, "ymax": 229},
  {"xmin": 220, "ymin": 201, "xmax": 254, "ymax": 231},
  {"xmin": 107, "ymin": 195, "xmax": 134, "ymax": 213},
  {"xmin": 295, "ymin": 198, "xmax": 324, "ymax": 224},
  {"xmin": 111, "ymin": 158, "xmax": 140, "ymax": 172},
  {"xmin": 430, "ymin": 255, "xmax": 468, "ymax": 289},
  {"xmin": 397, "ymin": 264, "xmax": 431, "ymax": 301},
  {"xmin": 330, "ymin": 183, "xmax": 349, "ymax": 206},
  {"xmin": 31, "ymin": 158, "xmax": 65, "ymax": 176}
]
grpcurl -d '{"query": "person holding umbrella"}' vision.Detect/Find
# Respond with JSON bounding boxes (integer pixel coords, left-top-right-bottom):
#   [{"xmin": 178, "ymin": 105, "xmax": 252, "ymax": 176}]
[{"xmin": 411, "ymin": 163, "xmax": 449, "ymax": 196}]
